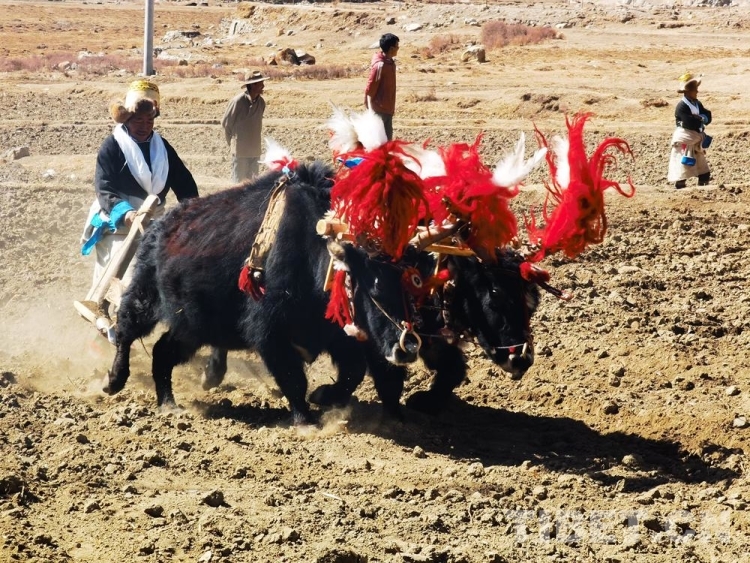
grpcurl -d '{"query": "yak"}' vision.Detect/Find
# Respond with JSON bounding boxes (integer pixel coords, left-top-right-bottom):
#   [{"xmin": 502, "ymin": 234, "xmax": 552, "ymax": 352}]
[
  {"xmin": 102, "ymin": 161, "xmax": 423, "ymax": 423},
  {"xmin": 203, "ymin": 246, "xmax": 542, "ymax": 419},
  {"xmin": 308, "ymin": 248, "xmax": 541, "ymax": 417}
]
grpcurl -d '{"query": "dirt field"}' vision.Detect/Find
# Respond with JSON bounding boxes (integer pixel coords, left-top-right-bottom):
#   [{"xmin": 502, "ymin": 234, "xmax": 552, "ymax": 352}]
[{"xmin": 1, "ymin": 0, "xmax": 750, "ymax": 561}]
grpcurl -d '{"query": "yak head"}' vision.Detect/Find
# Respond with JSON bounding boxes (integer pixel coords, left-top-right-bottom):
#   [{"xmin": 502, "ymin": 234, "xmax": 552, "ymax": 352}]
[
  {"xmin": 327, "ymin": 240, "xmax": 423, "ymax": 365},
  {"xmin": 445, "ymin": 249, "xmax": 541, "ymax": 379}
]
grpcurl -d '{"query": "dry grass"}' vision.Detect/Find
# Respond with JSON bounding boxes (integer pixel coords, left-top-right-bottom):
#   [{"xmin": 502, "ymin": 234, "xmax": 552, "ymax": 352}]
[
  {"xmin": 0, "ymin": 52, "xmax": 364, "ymax": 82},
  {"xmin": 405, "ymin": 88, "xmax": 439, "ymax": 103},
  {"xmin": 270, "ymin": 64, "xmax": 365, "ymax": 81},
  {"xmin": 480, "ymin": 21, "xmax": 559, "ymax": 50},
  {"xmin": 420, "ymin": 34, "xmax": 463, "ymax": 58}
]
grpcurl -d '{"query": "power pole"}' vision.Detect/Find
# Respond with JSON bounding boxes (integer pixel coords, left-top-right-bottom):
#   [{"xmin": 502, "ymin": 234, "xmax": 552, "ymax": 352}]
[{"xmin": 143, "ymin": 0, "xmax": 155, "ymax": 76}]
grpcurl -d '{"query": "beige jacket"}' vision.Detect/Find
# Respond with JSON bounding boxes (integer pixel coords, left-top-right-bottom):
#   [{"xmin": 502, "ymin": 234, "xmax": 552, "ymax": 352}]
[{"xmin": 221, "ymin": 92, "xmax": 265, "ymax": 158}]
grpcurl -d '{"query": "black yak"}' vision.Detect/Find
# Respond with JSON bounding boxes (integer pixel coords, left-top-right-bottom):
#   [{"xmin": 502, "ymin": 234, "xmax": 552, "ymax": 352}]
[
  {"xmin": 102, "ymin": 161, "xmax": 422, "ymax": 423},
  {"xmin": 308, "ymin": 248, "xmax": 542, "ymax": 417}
]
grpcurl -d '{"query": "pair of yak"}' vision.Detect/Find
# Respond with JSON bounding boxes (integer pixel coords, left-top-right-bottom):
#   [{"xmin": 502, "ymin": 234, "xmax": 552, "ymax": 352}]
[{"xmin": 102, "ymin": 112, "xmax": 635, "ymax": 424}]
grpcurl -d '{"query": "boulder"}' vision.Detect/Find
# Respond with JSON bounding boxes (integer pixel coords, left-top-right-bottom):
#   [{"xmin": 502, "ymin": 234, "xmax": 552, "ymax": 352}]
[
  {"xmin": 296, "ymin": 51, "xmax": 316, "ymax": 65},
  {"xmin": 277, "ymin": 47, "xmax": 300, "ymax": 66},
  {"xmin": 461, "ymin": 45, "xmax": 486, "ymax": 63},
  {"xmin": 2, "ymin": 146, "xmax": 30, "ymax": 161}
]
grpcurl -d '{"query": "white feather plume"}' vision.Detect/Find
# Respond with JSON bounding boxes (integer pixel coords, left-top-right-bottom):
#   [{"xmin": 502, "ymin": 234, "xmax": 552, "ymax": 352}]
[
  {"xmin": 350, "ymin": 109, "xmax": 388, "ymax": 151},
  {"xmin": 551, "ymin": 135, "xmax": 570, "ymax": 189},
  {"xmin": 326, "ymin": 105, "xmax": 360, "ymax": 155},
  {"xmin": 401, "ymin": 144, "xmax": 446, "ymax": 179},
  {"xmin": 492, "ymin": 132, "xmax": 548, "ymax": 187},
  {"xmin": 261, "ymin": 137, "xmax": 293, "ymax": 171}
]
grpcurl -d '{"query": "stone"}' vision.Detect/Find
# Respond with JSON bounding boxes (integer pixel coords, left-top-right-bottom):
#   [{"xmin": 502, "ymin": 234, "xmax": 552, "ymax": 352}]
[
  {"xmin": 467, "ymin": 462, "xmax": 485, "ymax": 477},
  {"xmin": 461, "ymin": 45, "xmax": 486, "ymax": 63},
  {"xmin": 3, "ymin": 146, "xmax": 30, "ymax": 161},
  {"xmin": 202, "ymin": 490, "xmax": 226, "ymax": 507}
]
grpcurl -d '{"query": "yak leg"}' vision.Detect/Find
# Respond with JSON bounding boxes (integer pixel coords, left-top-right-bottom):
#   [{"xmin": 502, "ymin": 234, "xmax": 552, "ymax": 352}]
[
  {"xmin": 152, "ymin": 331, "xmax": 198, "ymax": 408},
  {"xmin": 309, "ymin": 338, "xmax": 367, "ymax": 408},
  {"xmin": 365, "ymin": 344, "xmax": 407, "ymax": 421},
  {"xmin": 202, "ymin": 347, "xmax": 228, "ymax": 390},
  {"xmin": 257, "ymin": 339, "xmax": 314, "ymax": 425},
  {"xmin": 406, "ymin": 340, "xmax": 466, "ymax": 415},
  {"xmin": 103, "ymin": 279, "xmax": 160, "ymax": 396},
  {"xmin": 104, "ymin": 341, "xmax": 133, "ymax": 396}
]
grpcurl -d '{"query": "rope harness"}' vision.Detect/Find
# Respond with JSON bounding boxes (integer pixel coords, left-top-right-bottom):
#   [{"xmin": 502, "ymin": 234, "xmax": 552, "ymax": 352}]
[{"xmin": 238, "ymin": 169, "xmax": 294, "ymax": 300}]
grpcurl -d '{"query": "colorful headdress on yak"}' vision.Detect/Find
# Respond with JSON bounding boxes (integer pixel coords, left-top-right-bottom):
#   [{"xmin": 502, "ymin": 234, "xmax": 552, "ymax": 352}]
[
  {"xmin": 328, "ymin": 109, "xmax": 429, "ymax": 259},
  {"xmin": 524, "ymin": 112, "xmax": 635, "ymax": 267},
  {"xmin": 421, "ymin": 133, "xmax": 547, "ymax": 260}
]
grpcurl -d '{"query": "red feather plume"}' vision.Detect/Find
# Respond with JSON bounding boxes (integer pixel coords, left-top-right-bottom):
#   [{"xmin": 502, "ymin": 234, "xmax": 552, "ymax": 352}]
[
  {"xmin": 325, "ymin": 270, "xmax": 352, "ymax": 328},
  {"xmin": 423, "ymin": 135, "xmax": 519, "ymax": 260},
  {"xmin": 331, "ymin": 141, "xmax": 429, "ymax": 259},
  {"xmin": 527, "ymin": 113, "xmax": 635, "ymax": 262}
]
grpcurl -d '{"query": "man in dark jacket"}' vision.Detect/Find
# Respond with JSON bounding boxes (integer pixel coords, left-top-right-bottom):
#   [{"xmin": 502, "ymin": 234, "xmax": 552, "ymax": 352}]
[
  {"xmin": 81, "ymin": 80, "xmax": 199, "ymax": 308},
  {"xmin": 365, "ymin": 33, "xmax": 400, "ymax": 141}
]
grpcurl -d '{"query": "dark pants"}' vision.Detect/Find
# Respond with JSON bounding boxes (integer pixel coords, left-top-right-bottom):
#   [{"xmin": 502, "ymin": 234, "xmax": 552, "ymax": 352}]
[{"xmin": 376, "ymin": 112, "xmax": 394, "ymax": 141}]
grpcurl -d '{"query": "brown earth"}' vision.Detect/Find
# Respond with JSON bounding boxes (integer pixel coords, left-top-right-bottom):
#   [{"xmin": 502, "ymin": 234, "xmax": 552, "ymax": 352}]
[{"xmin": 1, "ymin": 1, "xmax": 750, "ymax": 562}]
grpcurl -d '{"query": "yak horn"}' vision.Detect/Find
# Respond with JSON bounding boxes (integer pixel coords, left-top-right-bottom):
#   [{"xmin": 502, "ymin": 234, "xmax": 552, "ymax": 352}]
[{"xmin": 409, "ymin": 222, "xmax": 460, "ymax": 251}]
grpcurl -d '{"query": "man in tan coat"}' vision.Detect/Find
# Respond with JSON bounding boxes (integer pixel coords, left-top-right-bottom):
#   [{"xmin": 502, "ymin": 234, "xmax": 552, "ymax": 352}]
[{"xmin": 222, "ymin": 71, "xmax": 269, "ymax": 183}]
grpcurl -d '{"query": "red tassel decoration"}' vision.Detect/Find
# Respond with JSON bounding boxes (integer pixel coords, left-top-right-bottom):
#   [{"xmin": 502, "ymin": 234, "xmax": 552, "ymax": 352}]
[
  {"xmin": 267, "ymin": 158, "xmax": 299, "ymax": 172},
  {"xmin": 238, "ymin": 265, "xmax": 252, "ymax": 293},
  {"xmin": 423, "ymin": 135, "xmax": 519, "ymax": 260},
  {"xmin": 520, "ymin": 262, "xmax": 551, "ymax": 284},
  {"xmin": 325, "ymin": 270, "xmax": 352, "ymax": 328},
  {"xmin": 238, "ymin": 265, "xmax": 265, "ymax": 301},
  {"xmin": 528, "ymin": 113, "xmax": 635, "ymax": 262},
  {"xmin": 331, "ymin": 141, "xmax": 429, "ymax": 259}
]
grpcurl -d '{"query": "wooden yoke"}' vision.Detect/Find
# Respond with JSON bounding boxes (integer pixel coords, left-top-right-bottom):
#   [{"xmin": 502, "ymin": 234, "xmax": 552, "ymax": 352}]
[
  {"xmin": 317, "ymin": 217, "xmax": 476, "ymax": 291},
  {"xmin": 74, "ymin": 194, "xmax": 160, "ymax": 339}
]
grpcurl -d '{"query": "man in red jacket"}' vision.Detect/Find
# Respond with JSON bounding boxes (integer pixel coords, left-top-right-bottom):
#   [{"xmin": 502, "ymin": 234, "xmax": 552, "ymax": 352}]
[{"xmin": 364, "ymin": 33, "xmax": 400, "ymax": 141}]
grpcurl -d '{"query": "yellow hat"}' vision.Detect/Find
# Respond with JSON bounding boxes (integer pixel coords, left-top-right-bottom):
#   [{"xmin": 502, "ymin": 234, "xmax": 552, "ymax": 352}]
[
  {"xmin": 677, "ymin": 72, "xmax": 701, "ymax": 93},
  {"xmin": 109, "ymin": 80, "xmax": 161, "ymax": 123}
]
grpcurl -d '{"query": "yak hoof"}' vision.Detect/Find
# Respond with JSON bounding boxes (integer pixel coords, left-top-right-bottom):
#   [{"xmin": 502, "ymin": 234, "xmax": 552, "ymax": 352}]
[
  {"xmin": 405, "ymin": 390, "xmax": 450, "ymax": 416},
  {"xmin": 158, "ymin": 400, "xmax": 183, "ymax": 413},
  {"xmin": 101, "ymin": 371, "xmax": 126, "ymax": 396},
  {"xmin": 309, "ymin": 384, "xmax": 351, "ymax": 408},
  {"xmin": 380, "ymin": 401, "xmax": 405, "ymax": 423},
  {"xmin": 201, "ymin": 370, "xmax": 223, "ymax": 391},
  {"xmin": 291, "ymin": 407, "xmax": 318, "ymax": 427}
]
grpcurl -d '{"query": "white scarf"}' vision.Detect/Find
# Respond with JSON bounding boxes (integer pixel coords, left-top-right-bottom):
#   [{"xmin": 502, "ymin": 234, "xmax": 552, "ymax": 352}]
[
  {"xmin": 113, "ymin": 124, "xmax": 169, "ymax": 195},
  {"xmin": 682, "ymin": 96, "xmax": 700, "ymax": 116}
]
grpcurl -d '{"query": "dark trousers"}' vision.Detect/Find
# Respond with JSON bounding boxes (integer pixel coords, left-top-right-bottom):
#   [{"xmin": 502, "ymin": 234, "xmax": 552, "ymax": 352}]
[{"xmin": 376, "ymin": 112, "xmax": 394, "ymax": 141}]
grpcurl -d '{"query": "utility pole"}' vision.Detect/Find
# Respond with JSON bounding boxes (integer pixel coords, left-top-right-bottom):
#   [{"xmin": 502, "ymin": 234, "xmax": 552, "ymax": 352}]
[{"xmin": 143, "ymin": 0, "xmax": 155, "ymax": 76}]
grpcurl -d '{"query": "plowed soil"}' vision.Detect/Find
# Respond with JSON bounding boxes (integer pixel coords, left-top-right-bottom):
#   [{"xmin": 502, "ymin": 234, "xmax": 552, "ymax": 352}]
[{"xmin": 1, "ymin": 1, "xmax": 749, "ymax": 562}]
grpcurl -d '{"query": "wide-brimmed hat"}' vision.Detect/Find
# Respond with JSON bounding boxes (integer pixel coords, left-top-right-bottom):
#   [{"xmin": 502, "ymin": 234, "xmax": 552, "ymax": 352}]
[
  {"xmin": 109, "ymin": 79, "xmax": 160, "ymax": 123},
  {"xmin": 677, "ymin": 72, "xmax": 702, "ymax": 93},
  {"xmin": 242, "ymin": 70, "xmax": 269, "ymax": 86}
]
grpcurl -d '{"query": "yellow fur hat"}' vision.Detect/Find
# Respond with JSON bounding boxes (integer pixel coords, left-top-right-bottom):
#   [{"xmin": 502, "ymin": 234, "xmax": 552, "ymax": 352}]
[
  {"xmin": 109, "ymin": 80, "xmax": 161, "ymax": 123},
  {"xmin": 677, "ymin": 72, "xmax": 701, "ymax": 93}
]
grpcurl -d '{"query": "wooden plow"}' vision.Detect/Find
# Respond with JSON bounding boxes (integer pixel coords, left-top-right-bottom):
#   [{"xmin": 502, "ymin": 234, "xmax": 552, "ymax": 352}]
[{"xmin": 74, "ymin": 195, "xmax": 160, "ymax": 342}]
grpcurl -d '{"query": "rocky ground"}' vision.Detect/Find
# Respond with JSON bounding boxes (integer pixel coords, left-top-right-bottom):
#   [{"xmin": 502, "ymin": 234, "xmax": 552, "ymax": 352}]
[{"xmin": 1, "ymin": 1, "xmax": 749, "ymax": 562}]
